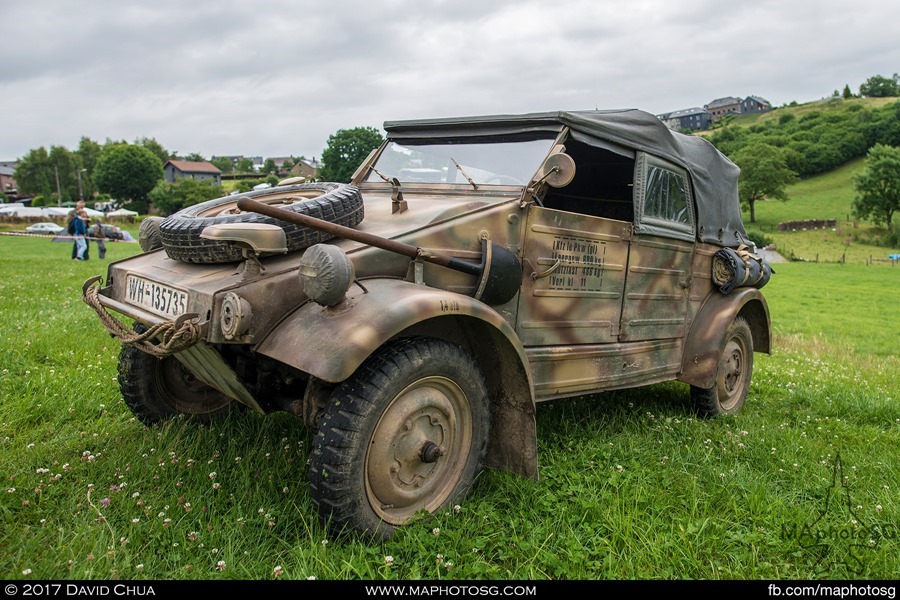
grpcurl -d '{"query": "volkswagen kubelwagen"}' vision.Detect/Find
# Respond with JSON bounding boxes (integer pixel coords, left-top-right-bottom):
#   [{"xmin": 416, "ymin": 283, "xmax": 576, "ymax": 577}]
[{"xmin": 83, "ymin": 109, "xmax": 773, "ymax": 539}]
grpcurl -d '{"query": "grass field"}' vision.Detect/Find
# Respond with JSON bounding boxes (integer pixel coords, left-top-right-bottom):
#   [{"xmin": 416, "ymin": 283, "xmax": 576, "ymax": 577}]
[
  {"xmin": 0, "ymin": 229, "xmax": 896, "ymax": 581},
  {"xmin": 743, "ymin": 158, "xmax": 900, "ymax": 264}
]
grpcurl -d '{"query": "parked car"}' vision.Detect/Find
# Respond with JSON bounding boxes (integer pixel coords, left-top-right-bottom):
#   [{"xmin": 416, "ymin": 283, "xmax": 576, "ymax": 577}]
[
  {"xmin": 82, "ymin": 108, "xmax": 773, "ymax": 540},
  {"xmin": 100, "ymin": 224, "xmax": 125, "ymax": 240},
  {"xmin": 26, "ymin": 222, "xmax": 64, "ymax": 235}
]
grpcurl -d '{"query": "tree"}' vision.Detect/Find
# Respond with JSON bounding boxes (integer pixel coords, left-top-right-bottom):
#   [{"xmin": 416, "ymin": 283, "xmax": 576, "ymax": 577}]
[
  {"xmin": 76, "ymin": 137, "xmax": 103, "ymax": 200},
  {"xmin": 842, "ymin": 84, "xmax": 853, "ymax": 99},
  {"xmin": 14, "ymin": 147, "xmax": 54, "ymax": 199},
  {"xmin": 320, "ymin": 126, "xmax": 384, "ymax": 183},
  {"xmin": 17, "ymin": 146, "xmax": 81, "ymax": 204},
  {"xmin": 210, "ymin": 156, "xmax": 233, "ymax": 172},
  {"xmin": 852, "ymin": 143, "xmax": 900, "ymax": 228},
  {"xmin": 94, "ymin": 144, "xmax": 164, "ymax": 213},
  {"xmin": 859, "ymin": 74, "xmax": 899, "ymax": 98},
  {"xmin": 235, "ymin": 158, "xmax": 255, "ymax": 173},
  {"xmin": 149, "ymin": 179, "xmax": 224, "ymax": 216},
  {"xmin": 137, "ymin": 137, "xmax": 171, "ymax": 166},
  {"xmin": 730, "ymin": 143, "xmax": 799, "ymax": 223},
  {"xmin": 48, "ymin": 146, "xmax": 80, "ymax": 204}
]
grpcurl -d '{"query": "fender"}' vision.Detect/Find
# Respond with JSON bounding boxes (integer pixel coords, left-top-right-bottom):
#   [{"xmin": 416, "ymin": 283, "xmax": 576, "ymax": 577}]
[
  {"xmin": 255, "ymin": 277, "xmax": 538, "ymax": 478},
  {"xmin": 679, "ymin": 287, "xmax": 771, "ymax": 389}
]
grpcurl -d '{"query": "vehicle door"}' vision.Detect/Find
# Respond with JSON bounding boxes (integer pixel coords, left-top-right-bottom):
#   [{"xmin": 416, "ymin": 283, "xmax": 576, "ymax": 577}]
[{"xmin": 619, "ymin": 152, "xmax": 696, "ymax": 342}]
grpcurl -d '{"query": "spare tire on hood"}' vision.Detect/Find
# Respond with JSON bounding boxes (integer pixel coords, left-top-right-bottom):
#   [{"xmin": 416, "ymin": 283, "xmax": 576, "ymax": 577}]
[{"xmin": 159, "ymin": 182, "xmax": 364, "ymax": 264}]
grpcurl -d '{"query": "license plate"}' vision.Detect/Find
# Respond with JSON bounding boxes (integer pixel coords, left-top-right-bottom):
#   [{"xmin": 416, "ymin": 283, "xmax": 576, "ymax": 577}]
[{"xmin": 125, "ymin": 275, "xmax": 188, "ymax": 318}]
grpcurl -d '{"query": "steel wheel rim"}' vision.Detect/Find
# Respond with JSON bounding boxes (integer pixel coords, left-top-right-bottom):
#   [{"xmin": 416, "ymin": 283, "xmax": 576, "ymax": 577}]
[
  {"xmin": 717, "ymin": 334, "xmax": 748, "ymax": 411},
  {"xmin": 365, "ymin": 376, "xmax": 473, "ymax": 525},
  {"xmin": 153, "ymin": 357, "xmax": 231, "ymax": 415}
]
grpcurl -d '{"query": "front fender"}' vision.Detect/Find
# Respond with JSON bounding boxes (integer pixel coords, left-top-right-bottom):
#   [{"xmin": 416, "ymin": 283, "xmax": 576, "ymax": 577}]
[
  {"xmin": 679, "ymin": 288, "xmax": 771, "ymax": 389},
  {"xmin": 255, "ymin": 277, "xmax": 529, "ymax": 385},
  {"xmin": 255, "ymin": 277, "xmax": 539, "ymax": 478}
]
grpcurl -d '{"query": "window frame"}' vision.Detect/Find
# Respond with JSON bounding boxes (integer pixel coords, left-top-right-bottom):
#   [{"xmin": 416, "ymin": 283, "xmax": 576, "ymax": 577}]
[{"xmin": 632, "ymin": 152, "xmax": 696, "ymax": 242}]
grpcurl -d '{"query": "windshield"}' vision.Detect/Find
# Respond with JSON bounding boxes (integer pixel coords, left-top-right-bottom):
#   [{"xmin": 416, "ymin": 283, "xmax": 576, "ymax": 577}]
[{"xmin": 366, "ymin": 136, "xmax": 556, "ymax": 186}]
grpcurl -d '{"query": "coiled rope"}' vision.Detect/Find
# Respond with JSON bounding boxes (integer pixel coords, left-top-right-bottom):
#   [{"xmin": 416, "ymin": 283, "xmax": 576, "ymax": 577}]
[{"xmin": 82, "ymin": 282, "xmax": 201, "ymax": 358}]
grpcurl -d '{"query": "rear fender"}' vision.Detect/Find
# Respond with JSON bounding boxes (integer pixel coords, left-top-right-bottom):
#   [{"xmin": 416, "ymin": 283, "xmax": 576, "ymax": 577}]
[
  {"xmin": 255, "ymin": 277, "xmax": 538, "ymax": 478},
  {"xmin": 679, "ymin": 288, "xmax": 771, "ymax": 389}
]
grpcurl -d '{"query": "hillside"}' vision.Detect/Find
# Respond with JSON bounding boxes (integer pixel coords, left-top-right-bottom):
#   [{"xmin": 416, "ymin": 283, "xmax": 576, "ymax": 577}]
[
  {"xmin": 690, "ymin": 96, "xmax": 900, "ymax": 263},
  {"xmin": 742, "ymin": 156, "xmax": 899, "ymax": 264},
  {"xmin": 696, "ymin": 96, "xmax": 898, "ymax": 136}
]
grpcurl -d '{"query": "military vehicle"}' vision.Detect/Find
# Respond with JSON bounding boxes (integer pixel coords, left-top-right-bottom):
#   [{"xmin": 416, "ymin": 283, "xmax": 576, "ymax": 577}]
[{"xmin": 83, "ymin": 109, "xmax": 773, "ymax": 539}]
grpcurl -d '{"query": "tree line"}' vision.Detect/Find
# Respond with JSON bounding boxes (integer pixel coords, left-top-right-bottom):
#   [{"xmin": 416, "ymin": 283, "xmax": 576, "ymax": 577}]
[{"xmin": 4, "ymin": 126, "xmax": 384, "ymax": 216}]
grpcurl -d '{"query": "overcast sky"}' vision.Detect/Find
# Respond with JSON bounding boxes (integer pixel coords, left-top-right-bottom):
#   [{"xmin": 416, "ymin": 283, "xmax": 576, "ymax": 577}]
[{"xmin": 2, "ymin": 0, "xmax": 898, "ymax": 163}]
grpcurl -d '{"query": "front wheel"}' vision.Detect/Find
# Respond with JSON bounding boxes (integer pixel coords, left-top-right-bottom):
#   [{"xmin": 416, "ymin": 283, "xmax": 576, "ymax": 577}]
[
  {"xmin": 118, "ymin": 333, "xmax": 238, "ymax": 426},
  {"xmin": 691, "ymin": 316, "xmax": 753, "ymax": 418},
  {"xmin": 309, "ymin": 337, "xmax": 491, "ymax": 539}
]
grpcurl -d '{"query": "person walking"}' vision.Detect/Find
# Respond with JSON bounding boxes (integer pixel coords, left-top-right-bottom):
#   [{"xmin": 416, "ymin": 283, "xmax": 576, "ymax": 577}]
[
  {"xmin": 90, "ymin": 218, "xmax": 107, "ymax": 259},
  {"xmin": 73, "ymin": 209, "xmax": 89, "ymax": 260},
  {"xmin": 67, "ymin": 200, "xmax": 86, "ymax": 259}
]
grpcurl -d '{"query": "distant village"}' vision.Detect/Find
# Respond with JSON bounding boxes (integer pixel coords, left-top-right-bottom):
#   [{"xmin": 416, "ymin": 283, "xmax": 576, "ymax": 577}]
[{"xmin": 657, "ymin": 95, "xmax": 772, "ymax": 131}]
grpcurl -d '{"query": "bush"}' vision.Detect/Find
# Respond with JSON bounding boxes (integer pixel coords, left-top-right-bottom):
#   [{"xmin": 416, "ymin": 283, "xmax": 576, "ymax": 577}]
[{"xmin": 746, "ymin": 230, "xmax": 774, "ymax": 249}]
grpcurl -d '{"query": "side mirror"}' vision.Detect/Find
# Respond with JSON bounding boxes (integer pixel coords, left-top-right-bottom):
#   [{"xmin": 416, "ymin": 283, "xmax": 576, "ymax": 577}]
[{"xmin": 533, "ymin": 148, "xmax": 576, "ymax": 188}]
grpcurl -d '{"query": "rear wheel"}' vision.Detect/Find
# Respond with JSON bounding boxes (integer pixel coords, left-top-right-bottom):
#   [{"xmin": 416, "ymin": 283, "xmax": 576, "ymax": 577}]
[
  {"xmin": 118, "ymin": 326, "xmax": 237, "ymax": 426},
  {"xmin": 691, "ymin": 316, "xmax": 753, "ymax": 418},
  {"xmin": 309, "ymin": 337, "xmax": 490, "ymax": 539}
]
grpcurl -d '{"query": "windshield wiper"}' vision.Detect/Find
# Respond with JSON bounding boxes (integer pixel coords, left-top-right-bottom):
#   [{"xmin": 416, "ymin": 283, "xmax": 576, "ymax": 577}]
[
  {"xmin": 368, "ymin": 164, "xmax": 392, "ymax": 183},
  {"xmin": 451, "ymin": 157, "xmax": 478, "ymax": 190}
]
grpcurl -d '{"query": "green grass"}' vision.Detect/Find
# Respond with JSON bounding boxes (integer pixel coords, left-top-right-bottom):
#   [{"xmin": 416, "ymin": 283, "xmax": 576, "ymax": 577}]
[
  {"xmin": 0, "ymin": 232, "xmax": 896, "ymax": 581},
  {"xmin": 743, "ymin": 158, "xmax": 900, "ymax": 263}
]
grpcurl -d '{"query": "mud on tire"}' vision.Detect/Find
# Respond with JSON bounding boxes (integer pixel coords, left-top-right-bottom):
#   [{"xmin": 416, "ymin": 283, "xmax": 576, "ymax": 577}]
[{"xmin": 159, "ymin": 182, "xmax": 364, "ymax": 264}]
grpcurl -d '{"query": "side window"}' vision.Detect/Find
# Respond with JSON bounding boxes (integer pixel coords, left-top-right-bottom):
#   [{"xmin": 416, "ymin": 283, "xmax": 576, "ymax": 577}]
[
  {"xmin": 634, "ymin": 153, "xmax": 695, "ymax": 241},
  {"xmin": 644, "ymin": 164, "xmax": 690, "ymax": 225}
]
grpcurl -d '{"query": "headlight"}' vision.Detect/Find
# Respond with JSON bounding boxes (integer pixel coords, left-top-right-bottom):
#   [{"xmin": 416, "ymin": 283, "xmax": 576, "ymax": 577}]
[
  {"xmin": 220, "ymin": 292, "xmax": 252, "ymax": 340},
  {"xmin": 298, "ymin": 244, "xmax": 355, "ymax": 307}
]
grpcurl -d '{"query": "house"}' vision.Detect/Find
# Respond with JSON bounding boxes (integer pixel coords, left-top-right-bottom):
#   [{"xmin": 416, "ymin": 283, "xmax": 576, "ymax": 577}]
[
  {"xmin": 288, "ymin": 158, "xmax": 320, "ymax": 180},
  {"xmin": 163, "ymin": 160, "xmax": 222, "ymax": 185},
  {"xmin": 657, "ymin": 107, "xmax": 712, "ymax": 131},
  {"xmin": 705, "ymin": 97, "xmax": 743, "ymax": 122},
  {"xmin": 741, "ymin": 95, "xmax": 772, "ymax": 114},
  {"xmin": 0, "ymin": 165, "xmax": 17, "ymax": 195}
]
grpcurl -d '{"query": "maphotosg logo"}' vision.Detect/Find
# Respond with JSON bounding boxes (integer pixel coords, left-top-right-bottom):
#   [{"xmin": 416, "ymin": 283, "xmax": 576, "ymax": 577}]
[{"xmin": 781, "ymin": 453, "xmax": 895, "ymax": 576}]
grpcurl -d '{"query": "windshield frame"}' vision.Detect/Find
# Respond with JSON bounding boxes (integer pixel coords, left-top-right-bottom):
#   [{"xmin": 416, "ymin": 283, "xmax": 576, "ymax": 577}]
[{"xmin": 359, "ymin": 133, "xmax": 559, "ymax": 188}]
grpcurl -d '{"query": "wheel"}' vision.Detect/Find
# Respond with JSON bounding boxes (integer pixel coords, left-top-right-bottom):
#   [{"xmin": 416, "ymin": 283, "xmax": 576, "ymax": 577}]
[
  {"xmin": 691, "ymin": 316, "xmax": 753, "ymax": 418},
  {"xmin": 309, "ymin": 337, "xmax": 491, "ymax": 539},
  {"xmin": 159, "ymin": 182, "xmax": 364, "ymax": 264},
  {"xmin": 118, "ymin": 326, "xmax": 238, "ymax": 426},
  {"xmin": 138, "ymin": 216, "xmax": 164, "ymax": 252}
]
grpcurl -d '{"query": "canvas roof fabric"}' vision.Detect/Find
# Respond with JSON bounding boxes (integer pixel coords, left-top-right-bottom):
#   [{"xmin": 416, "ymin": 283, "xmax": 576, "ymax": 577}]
[{"xmin": 383, "ymin": 109, "xmax": 746, "ymax": 246}]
